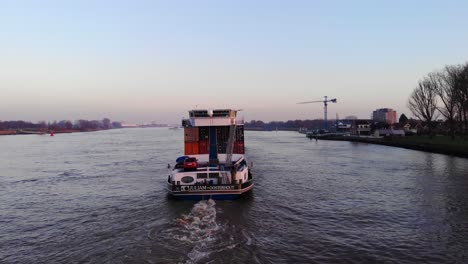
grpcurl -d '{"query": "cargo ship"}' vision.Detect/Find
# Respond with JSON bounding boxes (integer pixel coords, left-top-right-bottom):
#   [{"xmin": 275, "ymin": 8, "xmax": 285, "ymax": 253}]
[{"xmin": 167, "ymin": 109, "xmax": 253, "ymax": 200}]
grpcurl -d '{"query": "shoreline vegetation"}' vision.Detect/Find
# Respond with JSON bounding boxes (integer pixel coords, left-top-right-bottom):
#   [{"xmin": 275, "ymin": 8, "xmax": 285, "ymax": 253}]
[
  {"xmin": 0, "ymin": 128, "xmax": 110, "ymax": 136},
  {"xmin": 3, "ymin": 121, "xmax": 466, "ymax": 158},
  {"xmin": 245, "ymin": 127, "xmax": 468, "ymax": 158},
  {"xmin": 308, "ymin": 134, "xmax": 468, "ymax": 158},
  {"xmin": 0, "ymin": 118, "xmax": 123, "ymax": 136}
]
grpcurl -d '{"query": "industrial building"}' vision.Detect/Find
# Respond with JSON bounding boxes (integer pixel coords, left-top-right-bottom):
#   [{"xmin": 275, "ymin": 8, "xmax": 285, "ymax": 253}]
[{"xmin": 372, "ymin": 108, "xmax": 397, "ymax": 125}]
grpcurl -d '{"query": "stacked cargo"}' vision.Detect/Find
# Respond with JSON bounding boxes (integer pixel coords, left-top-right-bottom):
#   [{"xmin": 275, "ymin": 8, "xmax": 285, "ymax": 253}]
[
  {"xmin": 185, "ymin": 142, "xmax": 199, "ymax": 155},
  {"xmin": 234, "ymin": 126, "xmax": 245, "ymax": 154},
  {"xmin": 235, "ymin": 126, "xmax": 244, "ymax": 141},
  {"xmin": 184, "ymin": 125, "xmax": 245, "ymax": 155},
  {"xmin": 199, "ymin": 139, "xmax": 209, "ymax": 154},
  {"xmin": 215, "ymin": 126, "xmax": 228, "ymax": 154},
  {"xmin": 199, "ymin": 127, "xmax": 209, "ymax": 140},
  {"xmin": 219, "ymin": 126, "xmax": 234, "ymax": 154},
  {"xmin": 184, "ymin": 127, "xmax": 199, "ymax": 141},
  {"xmin": 233, "ymin": 140, "xmax": 245, "ymax": 154},
  {"xmin": 184, "ymin": 127, "xmax": 199, "ymax": 155},
  {"xmin": 198, "ymin": 127, "xmax": 209, "ymax": 154}
]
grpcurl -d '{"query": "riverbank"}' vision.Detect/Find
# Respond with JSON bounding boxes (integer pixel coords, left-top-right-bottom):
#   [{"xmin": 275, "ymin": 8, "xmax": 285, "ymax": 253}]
[
  {"xmin": 0, "ymin": 130, "xmax": 18, "ymax": 135},
  {"xmin": 0, "ymin": 129, "xmax": 109, "ymax": 136},
  {"xmin": 245, "ymin": 127, "xmax": 297, "ymax": 131},
  {"xmin": 310, "ymin": 135, "xmax": 468, "ymax": 158}
]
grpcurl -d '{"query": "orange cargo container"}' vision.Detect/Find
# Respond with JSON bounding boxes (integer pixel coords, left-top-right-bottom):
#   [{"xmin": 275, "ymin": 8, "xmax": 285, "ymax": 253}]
[
  {"xmin": 185, "ymin": 141, "xmax": 200, "ymax": 155},
  {"xmin": 184, "ymin": 127, "xmax": 199, "ymax": 142},
  {"xmin": 199, "ymin": 140, "xmax": 209, "ymax": 154}
]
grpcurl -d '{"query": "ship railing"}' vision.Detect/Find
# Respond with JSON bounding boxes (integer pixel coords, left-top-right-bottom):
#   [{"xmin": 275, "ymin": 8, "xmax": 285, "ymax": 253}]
[
  {"xmin": 172, "ymin": 183, "xmax": 241, "ymax": 191},
  {"xmin": 170, "ymin": 178, "xmax": 249, "ymax": 191}
]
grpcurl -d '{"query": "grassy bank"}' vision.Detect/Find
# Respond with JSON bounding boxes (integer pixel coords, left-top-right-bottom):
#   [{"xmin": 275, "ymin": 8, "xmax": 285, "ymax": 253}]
[{"xmin": 317, "ymin": 135, "xmax": 468, "ymax": 158}]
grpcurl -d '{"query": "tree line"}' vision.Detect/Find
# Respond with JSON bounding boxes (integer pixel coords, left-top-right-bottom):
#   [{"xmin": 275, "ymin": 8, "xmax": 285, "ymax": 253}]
[
  {"xmin": 245, "ymin": 119, "xmax": 336, "ymax": 131},
  {"xmin": 0, "ymin": 118, "xmax": 122, "ymax": 131},
  {"xmin": 408, "ymin": 62, "xmax": 468, "ymax": 139}
]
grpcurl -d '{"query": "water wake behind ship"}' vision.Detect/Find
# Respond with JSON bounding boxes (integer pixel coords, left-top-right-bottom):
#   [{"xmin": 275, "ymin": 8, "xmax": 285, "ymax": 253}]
[
  {"xmin": 151, "ymin": 199, "xmax": 228, "ymax": 263},
  {"xmin": 175, "ymin": 199, "xmax": 221, "ymax": 263},
  {"xmin": 174, "ymin": 199, "xmax": 219, "ymax": 244}
]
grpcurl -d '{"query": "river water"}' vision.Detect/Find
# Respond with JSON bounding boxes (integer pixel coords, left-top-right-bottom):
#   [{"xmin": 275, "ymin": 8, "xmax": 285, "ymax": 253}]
[{"xmin": 1, "ymin": 128, "xmax": 467, "ymax": 264}]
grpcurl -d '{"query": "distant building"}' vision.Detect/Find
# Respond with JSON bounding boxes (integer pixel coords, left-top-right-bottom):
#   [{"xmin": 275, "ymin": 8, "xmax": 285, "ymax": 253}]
[
  {"xmin": 402, "ymin": 122, "xmax": 418, "ymax": 135},
  {"xmin": 344, "ymin": 115, "xmax": 358, "ymax": 120},
  {"xmin": 372, "ymin": 108, "xmax": 397, "ymax": 125},
  {"xmin": 351, "ymin": 119, "xmax": 372, "ymax": 136},
  {"xmin": 121, "ymin": 123, "xmax": 138, "ymax": 128},
  {"xmin": 336, "ymin": 120, "xmax": 353, "ymax": 133},
  {"xmin": 374, "ymin": 129, "xmax": 405, "ymax": 137}
]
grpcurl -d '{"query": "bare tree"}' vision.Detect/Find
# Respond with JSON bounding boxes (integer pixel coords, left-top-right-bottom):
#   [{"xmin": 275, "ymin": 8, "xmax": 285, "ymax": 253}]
[
  {"xmin": 449, "ymin": 63, "xmax": 468, "ymax": 137},
  {"xmin": 436, "ymin": 66, "xmax": 460, "ymax": 140},
  {"xmin": 460, "ymin": 63, "xmax": 468, "ymax": 137},
  {"xmin": 408, "ymin": 73, "xmax": 439, "ymax": 138}
]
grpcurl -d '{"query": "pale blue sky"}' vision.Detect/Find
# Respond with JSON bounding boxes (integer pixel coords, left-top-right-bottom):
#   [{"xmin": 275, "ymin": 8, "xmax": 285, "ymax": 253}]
[{"xmin": 1, "ymin": 0, "xmax": 468, "ymax": 123}]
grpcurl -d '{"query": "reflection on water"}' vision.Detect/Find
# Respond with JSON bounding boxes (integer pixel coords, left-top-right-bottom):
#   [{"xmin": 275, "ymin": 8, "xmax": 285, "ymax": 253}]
[{"xmin": 1, "ymin": 129, "xmax": 468, "ymax": 263}]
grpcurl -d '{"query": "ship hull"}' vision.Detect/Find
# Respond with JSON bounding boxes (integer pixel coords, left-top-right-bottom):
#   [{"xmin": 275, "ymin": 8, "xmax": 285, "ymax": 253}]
[{"xmin": 167, "ymin": 180, "xmax": 253, "ymax": 200}]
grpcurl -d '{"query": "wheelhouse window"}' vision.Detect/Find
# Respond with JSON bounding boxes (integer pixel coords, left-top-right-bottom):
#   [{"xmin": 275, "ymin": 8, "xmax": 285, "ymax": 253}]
[
  {"xmin": 208, "ymin": 173, "xmax": 219, "ymax": 178},
  {"xmin": 197, "ymin": 173, "xmax": 208, "ymax": 179}
]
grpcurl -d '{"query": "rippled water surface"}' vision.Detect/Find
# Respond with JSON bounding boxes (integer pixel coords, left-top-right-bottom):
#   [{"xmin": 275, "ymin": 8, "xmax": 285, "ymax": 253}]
[{"xmin": 1, "ymin": 128, "xmax": 468, "ymax": 263}]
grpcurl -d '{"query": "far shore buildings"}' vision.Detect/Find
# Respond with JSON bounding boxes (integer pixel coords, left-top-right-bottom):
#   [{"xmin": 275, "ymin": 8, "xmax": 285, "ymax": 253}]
[
  {"xmin": 372, "ymin": 108, "xmax": 397, "ymax": 125},
  {"xmin": 337, "ymin": 119, "xmax": 372, "ymax": 136},
  {"xmin": 336, "ymin": 108, "xmax": 410, "ymax": 137},
  {"xmin": 121, "ymin": 123, "xmax": 138, "ymax": 128},
  {"xmin": 350, "ymin": 119, "xmax": 372, "ymax": 136}
]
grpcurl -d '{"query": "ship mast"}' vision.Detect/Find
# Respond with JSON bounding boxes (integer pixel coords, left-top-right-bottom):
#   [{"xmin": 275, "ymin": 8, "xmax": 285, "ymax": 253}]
[{"xmin": 224, "ymin": 109, "xmax": 238, "ymax": 167}]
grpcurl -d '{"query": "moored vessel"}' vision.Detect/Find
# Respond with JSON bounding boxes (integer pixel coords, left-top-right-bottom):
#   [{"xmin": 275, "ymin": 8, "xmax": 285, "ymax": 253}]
[{"xmin": 167, "ymin": 109, "xmax": 253, "ymax": 200}]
